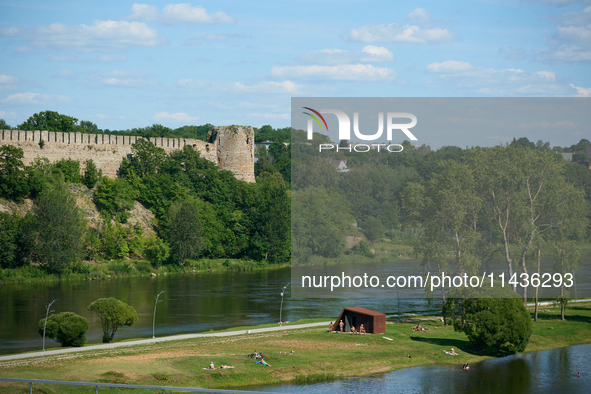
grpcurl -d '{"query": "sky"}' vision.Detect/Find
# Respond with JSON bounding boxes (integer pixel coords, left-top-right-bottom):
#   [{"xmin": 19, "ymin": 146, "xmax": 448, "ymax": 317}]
[{"xmin": 0, "ymin": 0, "xmax": 590, "ymax": 147}]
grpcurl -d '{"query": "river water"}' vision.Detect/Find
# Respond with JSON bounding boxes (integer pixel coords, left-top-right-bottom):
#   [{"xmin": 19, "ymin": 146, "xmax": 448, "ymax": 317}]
[
  {"xmin": 1, "ymin": 267, "xmax": 590, "ymax": 393},
  {"xmin": 0, "ymin": 267, "xmax": 434, "ymax": 355},
  {"xmin": 254, "ymin": 344, "xmax": 591, "ymax": 394}
]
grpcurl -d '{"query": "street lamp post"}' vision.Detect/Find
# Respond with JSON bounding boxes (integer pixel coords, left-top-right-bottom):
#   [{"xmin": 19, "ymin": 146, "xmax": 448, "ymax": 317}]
[
  {"xmin": 279, "ymin": 283, "xmax": 290, "ymax": 327},
  {"xmin": 152, "ymin": 291, "xmax": 165, "ymax": 339},
  {"xmin": 43, "ymin": 299, "xmax": 58, "ymax": 351}
]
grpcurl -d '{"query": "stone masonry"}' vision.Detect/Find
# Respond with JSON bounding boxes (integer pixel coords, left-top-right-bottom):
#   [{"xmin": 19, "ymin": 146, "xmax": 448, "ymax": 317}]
[{"xmin": 0, "ymin": 126, "xmax": 255, "ymax": 182}]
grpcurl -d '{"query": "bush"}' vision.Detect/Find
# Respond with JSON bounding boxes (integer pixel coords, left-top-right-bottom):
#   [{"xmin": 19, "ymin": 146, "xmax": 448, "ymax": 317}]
[
  {"xmin": 38, "ymin": 312, "xmax": 89, "ymax": 347},
  {"xmin": 444, "ymin": 285, "xmax": 532, "ymax": 355}
]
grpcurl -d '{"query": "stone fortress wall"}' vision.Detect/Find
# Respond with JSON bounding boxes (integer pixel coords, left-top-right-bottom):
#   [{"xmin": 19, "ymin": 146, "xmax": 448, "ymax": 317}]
[{"xmin": 0, "ymin": 126, "xmax": 255, "ymax": 182}]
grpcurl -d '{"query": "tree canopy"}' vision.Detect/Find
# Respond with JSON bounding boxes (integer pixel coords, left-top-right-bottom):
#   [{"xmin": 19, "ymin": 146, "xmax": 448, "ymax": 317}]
[
  {"xmin": 38, "ymin": 312, "xmax": 89, "ymax": 347},
  {"xmin": 88, "ymin": 297, "xmax": 138, "ymax": 343}
]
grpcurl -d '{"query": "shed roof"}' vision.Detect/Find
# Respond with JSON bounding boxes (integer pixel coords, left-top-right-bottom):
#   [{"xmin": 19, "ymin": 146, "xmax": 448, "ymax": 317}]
[{"xmin": 342, "ymin": 307, "xmax": 385, "ymax": 316}]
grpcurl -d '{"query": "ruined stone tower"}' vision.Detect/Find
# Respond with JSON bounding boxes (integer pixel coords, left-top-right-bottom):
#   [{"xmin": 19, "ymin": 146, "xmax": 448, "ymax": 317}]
[{"xmin": 0, "ymin": 126, "xmax": 255, "ymax": 182}]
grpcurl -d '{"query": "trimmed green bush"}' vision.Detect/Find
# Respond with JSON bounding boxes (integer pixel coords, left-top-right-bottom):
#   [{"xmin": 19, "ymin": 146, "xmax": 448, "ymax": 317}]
[{"xmin": 38, "ymin": 312, "xmax": 89, "ymax": 347}]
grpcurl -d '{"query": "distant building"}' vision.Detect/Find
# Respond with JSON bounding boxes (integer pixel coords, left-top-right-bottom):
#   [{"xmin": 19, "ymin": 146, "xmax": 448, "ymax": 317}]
[
  {"xmin": 330, "ymin": 159, "xmax": 349, "ymax": 173},
  {"xmin": 560, "ymin": 153, "xmax": 573, "ymax": 162},
  {"xmin": 257, "ymin": 140, "xmax": 273, "ymax": 150}
]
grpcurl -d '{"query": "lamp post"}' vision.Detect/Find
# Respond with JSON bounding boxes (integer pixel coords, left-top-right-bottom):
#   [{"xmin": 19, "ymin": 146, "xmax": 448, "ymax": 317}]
[
  {"xmin": 279, "ymin": 283, "xmax": 290, "ymax": 327},
  {"xmin": 572, "ymin": 271, "xmax": 577, "ymax": 302},
  {"xmin": 43, "ymin": 299, "xmax": 58, "ymax": 351},
  {"xmin": 152, "ymin": 291, "xmax": 165, "ymax": 339}
]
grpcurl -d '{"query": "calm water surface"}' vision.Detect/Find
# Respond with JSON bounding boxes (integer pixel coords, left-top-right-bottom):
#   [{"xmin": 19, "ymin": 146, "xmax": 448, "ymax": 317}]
[
  {"xmin": 255, "ymin": 344, "xmax": 591, "ymax": 394},
  {"xmin": 0, "ymin": 267, "xmax": 434, "ymax": 354}
]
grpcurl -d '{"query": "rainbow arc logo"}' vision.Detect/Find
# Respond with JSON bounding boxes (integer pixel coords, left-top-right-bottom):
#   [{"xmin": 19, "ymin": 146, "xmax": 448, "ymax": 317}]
[{"xmin": 302, "ymin": 107, "xmax": 328, "ymax": 131}]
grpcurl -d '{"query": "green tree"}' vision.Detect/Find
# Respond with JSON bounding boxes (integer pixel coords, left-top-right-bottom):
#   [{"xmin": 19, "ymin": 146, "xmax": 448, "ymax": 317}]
[
  {"xmin": 445, "ymin": 287, "xmax": 532, "ymax": 355},
  {"xmin": 361, "ymin": 216, "xmax": 384, "ymax": 249},
  {"xmin": 51, "ymin": 158, "xmax": 81, "ymax": 184},
  {"xmin": 94, "ymin": 177, "xmax": 138, "ymax": 223},
  {"xmin": 0, "ymin": 212, "xmax": 21, "ymax": 268},
  {"xmin": 32, "ymin": 180, "xmax": 86, "ymax": 276},
  {"xmin": 88, "ymin": 297, "xmax": 138, "ymax": 343},
  {"xmin": 291, "ymin": 187, "xmax": 354, "ymax": 264},
  {"xmin": 248, "ymin": 174, "xmax": 291, "ymax": 263},
  {"xmin": 145, "ymin": 236, "xmax": 170, "ymax": 267},
  {"xmin": 121, "ymin": 139, "xmax": 166, "ymax": 177},
  {"xmin": 38, "ymin": 312, "xmax": 89, "ymax": 347},
  {"xmin": 547, "ymin": 181, "xmax": 589, "ymax": 320},
  {"xmin": 18, "ymin": 111, "xmax": 79, "ymax": 132},
  {"xmin": 0, "ymin": 145, "xmax": 29, "ymax": 201},
  {"xmin": 429, "ymin": 160, "xmax": 481, "ymax": 275},
  {"xmin": 0, "ymin": 119, "xmax": 11, "ymax": 130},
  {"xmin": 78, "ymin": 120, "xmax": 98, "ymax": 134},
  {"xmin": 82, "ymin": 159, "xmax": 101, "ymax": 189},
  {"xmin": 166, "ymin": 199, "xmax": 203, "ymax": 265}
]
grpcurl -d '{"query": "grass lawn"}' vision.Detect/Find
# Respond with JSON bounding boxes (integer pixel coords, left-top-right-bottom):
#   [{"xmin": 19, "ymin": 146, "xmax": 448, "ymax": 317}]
[{"xmin": 0, "ymin": 302, "xmax": 590, "ymax": 393}]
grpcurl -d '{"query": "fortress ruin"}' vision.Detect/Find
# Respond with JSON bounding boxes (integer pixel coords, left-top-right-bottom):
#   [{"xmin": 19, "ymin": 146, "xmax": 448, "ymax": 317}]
[{"xmin": 0, "ymin": 126, "xmax": 255, "ymax": 182}]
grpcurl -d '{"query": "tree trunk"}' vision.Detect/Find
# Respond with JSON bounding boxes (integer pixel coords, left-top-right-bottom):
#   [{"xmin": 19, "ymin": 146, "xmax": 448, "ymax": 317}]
[
  {"xmin": 455, "ymin": 231, "xmax": 463, "ymax": 274},
  {"xmin": 534, "ymin": 245, "xmax": 541, "ymax": 322},
  {"xmin": 561, "ymin": 284, "xmax": 566, "ymax": 321},
  {"xmin": 521, "ymin": 250, "xmax": 528, "ymax": 307}
]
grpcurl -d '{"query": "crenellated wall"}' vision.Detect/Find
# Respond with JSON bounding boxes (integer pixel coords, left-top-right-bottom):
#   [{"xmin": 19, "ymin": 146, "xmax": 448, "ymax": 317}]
[{"xmin": 0, "ymin": 126, "xmax": 255, "ymax": 182}]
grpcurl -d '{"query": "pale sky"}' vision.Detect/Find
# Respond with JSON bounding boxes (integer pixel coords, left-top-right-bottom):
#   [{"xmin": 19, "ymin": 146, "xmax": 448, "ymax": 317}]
[{"xmin": 1, "ymin": 1, "xmax": 590, "ymax": 144}]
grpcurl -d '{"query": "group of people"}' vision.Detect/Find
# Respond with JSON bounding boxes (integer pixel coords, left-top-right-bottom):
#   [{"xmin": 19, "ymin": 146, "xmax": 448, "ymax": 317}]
[
  {"xmin": 412, "ymin": 324, "xmax": 428, "ymax": 332},
  {"xmin": 330, "ymin": 320, "xmax": 366, "ymax": 334}
]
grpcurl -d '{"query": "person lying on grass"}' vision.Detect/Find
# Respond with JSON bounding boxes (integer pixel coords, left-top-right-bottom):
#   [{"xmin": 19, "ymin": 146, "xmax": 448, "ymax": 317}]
[
  {"xmin": 256, "ymin": 358, "xmax": 271, "ymax": 366},
  {"xmin": 220, "ymin": 365, "xmax": 235, "ymax": 369},
  {"xmin": 279, "ymin": 351, "xmax": 295, "ymax": 354}
]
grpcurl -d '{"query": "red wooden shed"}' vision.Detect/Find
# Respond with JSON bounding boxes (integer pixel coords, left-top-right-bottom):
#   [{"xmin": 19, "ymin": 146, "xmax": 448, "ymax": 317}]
[{"xmin": 330, "ymin": 307, "xmax": 386, "ymax": 334}]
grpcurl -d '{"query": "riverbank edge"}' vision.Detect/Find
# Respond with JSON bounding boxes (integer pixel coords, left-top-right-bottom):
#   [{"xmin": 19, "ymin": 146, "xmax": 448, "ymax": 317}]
[
  {"xmin": 2, "ymin": 301, "xmax": 590, "ymax": 360},
  {"xmin": 0, "ymin": 259, "xmax": 290, "ymax": 284},
  {"xmin": 0, "ymin": 303, "xmax": 590, "ymax": 391}
]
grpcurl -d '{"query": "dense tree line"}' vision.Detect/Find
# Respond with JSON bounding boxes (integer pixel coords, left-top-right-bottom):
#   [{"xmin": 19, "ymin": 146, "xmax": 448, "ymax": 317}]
[{"xmin": 0, "ymin": 138, "xmax": 290, "ymax": 274}]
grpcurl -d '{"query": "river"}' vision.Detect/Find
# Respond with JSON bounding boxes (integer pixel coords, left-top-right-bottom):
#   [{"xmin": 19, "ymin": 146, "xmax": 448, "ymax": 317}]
[
  {"xmin": 0, "ymin": 267, "xmax": 435, "ymax": 355},
  {"xmin": 254, "ymin": 344, "xmax": 591, "ymax": 393}
]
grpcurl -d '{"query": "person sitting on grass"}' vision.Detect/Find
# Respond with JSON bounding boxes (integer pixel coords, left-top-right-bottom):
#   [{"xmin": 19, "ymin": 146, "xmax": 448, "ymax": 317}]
[
  {"xmin": 359, "ymin": 324, "xmax": 366, "ymax": 334},
  {"xmin": 206, "ymin": 361, "xmax": 214, "ymax": 369},
  {"xmin": 351, "ymin": 325, "xmax": 356, "ymax": 334}
]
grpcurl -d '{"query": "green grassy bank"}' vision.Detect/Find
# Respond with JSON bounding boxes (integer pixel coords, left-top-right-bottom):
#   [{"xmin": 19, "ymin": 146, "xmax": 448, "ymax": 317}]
[
  {"xmin": 1, "ymin": 303, "xmax": 590, "ymax": 393},
  {"xmin": 0, "ymin": 259, "xmax": 290, "ymax": 284}
]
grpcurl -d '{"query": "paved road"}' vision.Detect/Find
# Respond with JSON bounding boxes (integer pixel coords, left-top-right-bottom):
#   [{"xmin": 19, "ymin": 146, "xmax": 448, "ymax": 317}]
[{"xmin": 2, "ymin": 298, "xmax": 589, "ymax": 362}]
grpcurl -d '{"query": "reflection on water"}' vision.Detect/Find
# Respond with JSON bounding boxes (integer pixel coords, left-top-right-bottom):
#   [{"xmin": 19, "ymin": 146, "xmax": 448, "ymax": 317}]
[
  {"xmin": 0, "ymin": 268, "xmax": 436, "ymax": 354},
  {"xmin": 256, "ymin": 344, "xmax": 591, "ymax": 394}
]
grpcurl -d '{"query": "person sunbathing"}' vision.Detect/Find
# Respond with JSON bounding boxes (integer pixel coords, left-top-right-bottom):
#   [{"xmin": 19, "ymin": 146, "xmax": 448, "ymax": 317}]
[
  {"xmin": 359, "ymin": 324, "xmax": 366, "ymax": 334},
  {"xmin": 351, "ymin": 325, "xmax": 356, "ymax": 334},
  {"xmin": 220, "ymin": 365, "xmax": 235, "ymax": 369},
  {"xmin": 256, "ymin": 358, "xmax": 271, "ymax": 367}
]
